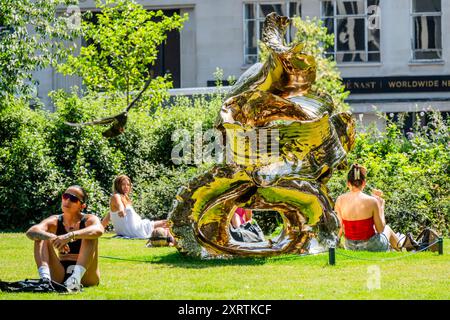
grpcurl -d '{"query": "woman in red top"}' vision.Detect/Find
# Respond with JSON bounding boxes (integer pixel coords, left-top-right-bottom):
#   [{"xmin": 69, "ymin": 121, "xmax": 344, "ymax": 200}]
[
  {"xmin": 334, "ymin": 164, "xmax": 401, "ymax": 251},
  {"xmin": 231, "ymin": 207, "xmax": 253, "ymax": 228}
]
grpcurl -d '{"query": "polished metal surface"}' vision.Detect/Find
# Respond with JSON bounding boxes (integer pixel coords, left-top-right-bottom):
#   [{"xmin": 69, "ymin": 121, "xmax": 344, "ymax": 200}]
[{"xmin": 169, "ymin": 13, "xmax": 355, "ymax": 258}]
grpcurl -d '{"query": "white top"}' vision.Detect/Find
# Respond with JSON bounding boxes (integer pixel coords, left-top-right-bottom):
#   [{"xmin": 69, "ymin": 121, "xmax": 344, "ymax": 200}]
[{"xmin": 110, "ymin": 205, "xmax": 154, "ymax": 239}]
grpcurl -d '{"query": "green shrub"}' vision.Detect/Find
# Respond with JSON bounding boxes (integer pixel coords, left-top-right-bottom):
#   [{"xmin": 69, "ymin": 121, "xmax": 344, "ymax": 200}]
[{"xmin": 0, "ymin": 100, "xmax": 65, "ymax": 230}]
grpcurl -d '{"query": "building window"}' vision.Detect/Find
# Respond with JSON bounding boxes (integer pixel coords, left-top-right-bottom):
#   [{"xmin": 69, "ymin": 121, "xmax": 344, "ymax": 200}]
[
  {"xmin": 411, "ymin": 0, "xmax": 442, "ymax": 61},
  {"xmin": 321, "ymin": 0, "xmax": 380, "ymax": 63},
  {"xmin": 244, "ymin": 1, "xmax": 301, "ymax": 65}
]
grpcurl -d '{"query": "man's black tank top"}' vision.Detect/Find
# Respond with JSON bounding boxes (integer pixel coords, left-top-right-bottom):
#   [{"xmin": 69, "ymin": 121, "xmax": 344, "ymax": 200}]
[{"xmin": 56, "ymin": 214, "xmax": 87, "ymax": 254}]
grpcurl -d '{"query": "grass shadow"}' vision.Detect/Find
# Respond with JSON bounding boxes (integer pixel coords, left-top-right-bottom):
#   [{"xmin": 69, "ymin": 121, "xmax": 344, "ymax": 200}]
[
  {"xmin": 100, "ymin": 251, "xmax": 271, "ymax": 268},
  {"xmin": 99, "ymin": 249, "xmax": 330, "ymax": 269}
]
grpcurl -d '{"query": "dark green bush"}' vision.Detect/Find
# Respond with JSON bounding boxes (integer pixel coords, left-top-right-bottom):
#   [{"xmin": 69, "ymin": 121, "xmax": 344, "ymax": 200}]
[
  {"xmin": 0, "ymin": 100, "xmax": 65, "ymax": 229},
  {"xmin": 123, "ymin": 94, "xmax": 222, "ymax": 219}
]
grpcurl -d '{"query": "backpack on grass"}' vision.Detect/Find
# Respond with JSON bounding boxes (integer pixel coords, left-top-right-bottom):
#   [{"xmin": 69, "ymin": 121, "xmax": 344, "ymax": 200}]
[{"xmin": 0, "ymin": 278, "xmax": 69, "ymax": 293}]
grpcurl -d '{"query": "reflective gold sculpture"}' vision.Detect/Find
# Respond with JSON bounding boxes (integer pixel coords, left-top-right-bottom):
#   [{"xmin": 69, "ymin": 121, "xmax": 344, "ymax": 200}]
[{"xmin": 168, "ymin": 13, "xmax": 355, "ymax": 258}]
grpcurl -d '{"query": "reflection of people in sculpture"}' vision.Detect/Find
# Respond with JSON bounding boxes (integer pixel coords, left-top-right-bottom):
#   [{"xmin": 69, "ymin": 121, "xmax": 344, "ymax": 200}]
[
  {"xmin": 231, "ymin": 207, "xmax": 252, "ymax": 228},
  {"xmin": 102, "ymin": 175, "xmax": 174, "ymax": 244},
  {"xmin": 334, "ymin": 164, "xmax": 402, "ymax": 251},
  {"xmin": 229, "ymin": 207, "xmax": 265, "ymax": 243},
  {"xmin": 26, "ymin": 185, "xmax": 103, "ymax": 292}
]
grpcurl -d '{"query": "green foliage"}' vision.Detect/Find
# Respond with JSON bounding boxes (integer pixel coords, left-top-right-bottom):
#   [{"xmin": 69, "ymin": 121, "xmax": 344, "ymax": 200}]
[
  {"xmin": 148, "ymin": 94, "xmax": 222, "ymax": 165},
  {"xmin": 0, "ymin": 0, "xmax": 81, "ymax": 101},
  {"xmin": 0, "ymin": 88, "xmax": 222, "ymax": 229},
  {"xmin": 58, "ymin": 0, "xmax": 187, "ymax": 109},
  {"xmin": 1, "ymin": 89, "xmax": 449, "ymax": 236},
  {"xmin": 0, "ymin": 0, "xmax": 194, "ymax": 230},
  {"xmin": 122, "ymin": 93, "xmax": 221, "ymax": 218},
  {"xmin": 328, "ymin": 112, "xmax": 450, "ymax": 236},
  {"xmin": 0, "ymin": 100, "xmax": 65, "ymax": 229}
]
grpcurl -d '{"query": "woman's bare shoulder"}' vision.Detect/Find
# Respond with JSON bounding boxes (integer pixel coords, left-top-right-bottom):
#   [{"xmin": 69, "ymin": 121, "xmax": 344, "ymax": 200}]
[
  {"xmin": 363, "ymin": 193, "xmax": 377, "ymax": 200},
  {"xmin": 361, "ymin": 193, "xmax": 378, "ymax": 205},
  {"xmin": 110, "ymin": 193, "xmax": 122, "ymax": 201},
  {"xmin": 109, "ymin": 193, "xmax": 123, "ymax": 206},
  {"xmin": 336, "ymin": 192, "xmax": 350, "ymax": 202}
]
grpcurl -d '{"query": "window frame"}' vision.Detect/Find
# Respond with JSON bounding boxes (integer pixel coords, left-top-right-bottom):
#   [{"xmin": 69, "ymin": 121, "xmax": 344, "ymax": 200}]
[
  {"xmin": 243, "ymin": 1, "xmax": 302, "ymax": 66},
  {"xmin": 409, "ymin": 0, "xmax": 443, "ymax": 63},
  {"xmin": 320, "ymin": 0, "xmax": 381, "ymax": 65}
]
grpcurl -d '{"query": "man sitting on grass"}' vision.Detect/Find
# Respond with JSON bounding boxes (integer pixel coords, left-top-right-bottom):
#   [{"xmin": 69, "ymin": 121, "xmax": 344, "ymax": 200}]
[{"xmin": 26, "ymin": 185, "xmax": 104, "ymax": 292}]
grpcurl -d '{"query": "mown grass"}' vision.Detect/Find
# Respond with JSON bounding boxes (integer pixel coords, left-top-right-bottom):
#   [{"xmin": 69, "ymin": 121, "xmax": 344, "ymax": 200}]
[{"xmin": 0, "ymin": 233, "xmax": 449, "ymax": 300}]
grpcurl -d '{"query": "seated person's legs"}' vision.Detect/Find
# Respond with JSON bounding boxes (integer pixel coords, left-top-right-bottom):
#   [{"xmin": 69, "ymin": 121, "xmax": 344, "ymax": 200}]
[
  {"xmin": 383, "ymin": 225, "xmax": 400, "ymax": 251},
  {"xmin": 153, "ymin": 220, "xmax": 176, "ymax": 245},
  {"xmin": 34, "ymin": 240, "xmax": 65, "ymax": 283},
  {"xmin": 75, "ymin": 239, "xmax": 100, "ymax": 287},
  {"xmin": 231, "ymin": 212, "xmax": 242, "ymax": 229}
]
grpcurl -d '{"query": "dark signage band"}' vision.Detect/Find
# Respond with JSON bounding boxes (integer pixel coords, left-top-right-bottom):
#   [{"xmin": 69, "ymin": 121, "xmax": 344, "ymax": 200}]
[{"xmin": 343, "ymin": 75, "xmax": 450, "ymax": 94}]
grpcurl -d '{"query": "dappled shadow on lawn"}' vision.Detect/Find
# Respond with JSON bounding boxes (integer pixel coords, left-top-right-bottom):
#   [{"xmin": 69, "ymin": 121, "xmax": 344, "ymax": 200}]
[
  {"xmin": 150, "ymin": 252, "xmax": 271, "ymax": 268},
  {"xmin": 100, "ymin": 234, "xmax": 305, "ymax": 268},
  {"xmin": 99, "ymin": 250, "xmax": 307, "ymax": 268}
]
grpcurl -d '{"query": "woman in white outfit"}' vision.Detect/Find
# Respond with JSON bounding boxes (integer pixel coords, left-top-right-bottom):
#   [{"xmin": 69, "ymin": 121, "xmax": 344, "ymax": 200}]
[{"xmin": 102, "ymin": 175, "xmax": 174, "ymax": 244}]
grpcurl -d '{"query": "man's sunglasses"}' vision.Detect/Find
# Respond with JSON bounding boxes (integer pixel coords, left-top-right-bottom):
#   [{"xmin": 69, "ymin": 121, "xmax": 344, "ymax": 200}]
[{"xmin": 62, "ymin": 192, "xmax": 84, "ymax": 204}]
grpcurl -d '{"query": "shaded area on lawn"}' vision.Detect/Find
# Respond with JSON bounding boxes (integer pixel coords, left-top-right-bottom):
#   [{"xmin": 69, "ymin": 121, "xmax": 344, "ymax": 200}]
[{"xmin": 2, "ymin": 233, "xmax": 449, "ymax": 300}]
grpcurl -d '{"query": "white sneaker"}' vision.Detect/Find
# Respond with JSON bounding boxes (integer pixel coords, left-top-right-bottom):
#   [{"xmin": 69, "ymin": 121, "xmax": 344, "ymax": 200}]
[{"xmin": 64, "ymin": 276, "xmax": 82, "ymax": 293}]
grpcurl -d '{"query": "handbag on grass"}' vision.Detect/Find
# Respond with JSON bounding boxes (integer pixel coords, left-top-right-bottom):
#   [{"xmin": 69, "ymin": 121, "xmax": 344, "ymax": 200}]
[
  {"xmin": 401, "ymin": 228, "xmax": 440, "ymax": 252},
  {"xmin": 415, "ymin": 227, "xmax": 440, "ymax": 252}
]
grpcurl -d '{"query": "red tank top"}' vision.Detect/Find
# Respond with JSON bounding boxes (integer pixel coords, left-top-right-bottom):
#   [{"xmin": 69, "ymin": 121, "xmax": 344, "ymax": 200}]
[
  {"xmin": 342, "ymin": 217, "xmax": 375, "ymax": 241},
  {"xmin": 235, "ymin": 208, "xmax": 246, "ymax": 224}
]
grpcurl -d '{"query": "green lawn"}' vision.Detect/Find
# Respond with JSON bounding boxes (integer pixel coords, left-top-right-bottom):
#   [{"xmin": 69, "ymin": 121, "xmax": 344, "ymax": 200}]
[{"xmin": 0, "ymin": 233, "xmax": 449, "ymax": 300}]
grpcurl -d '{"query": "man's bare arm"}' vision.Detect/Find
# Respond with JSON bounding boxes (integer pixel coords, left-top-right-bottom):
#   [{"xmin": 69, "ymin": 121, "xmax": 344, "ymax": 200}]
[
  {"xmin": 51, "ymin": 215, "xmax": 104, "ymax": 251},
  {"xmin": 71, "ymin": 215, "xmax": 104, "ymax": 240},
  {"xmin": 25, "ymin": 216, "xmax": 58, "ymax": 241}
]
